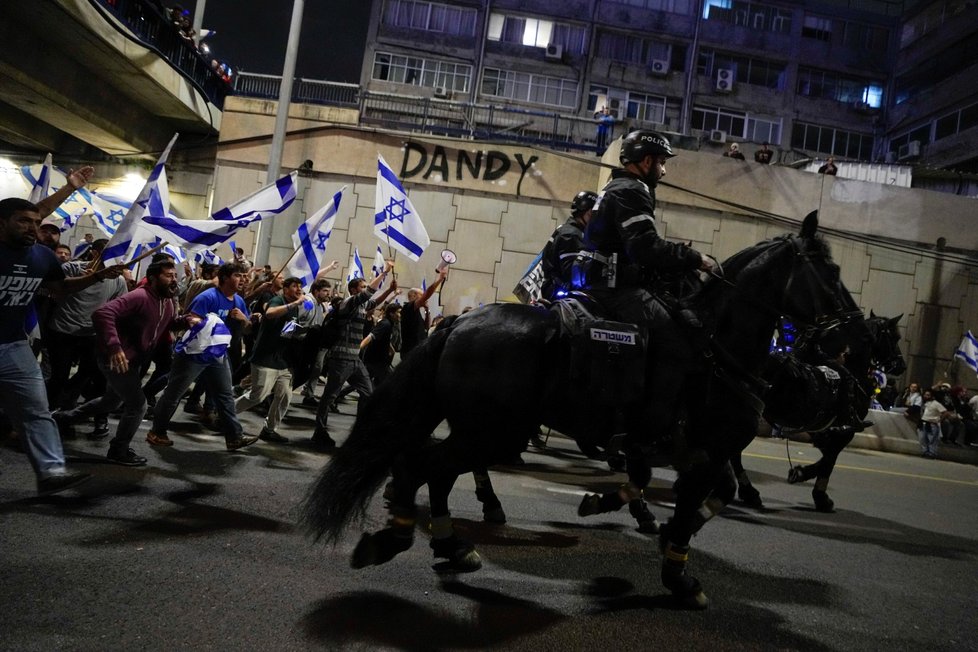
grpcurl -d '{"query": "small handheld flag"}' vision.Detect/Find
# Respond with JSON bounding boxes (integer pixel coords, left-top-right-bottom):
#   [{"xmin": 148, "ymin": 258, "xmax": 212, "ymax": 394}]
[
  {"xmin": 347, "ymin": 248, "xmax": 365, "ymax": 282},
  {"xmin": 954, "ymin": 330, "xmax": 978, "ymax": 377}
]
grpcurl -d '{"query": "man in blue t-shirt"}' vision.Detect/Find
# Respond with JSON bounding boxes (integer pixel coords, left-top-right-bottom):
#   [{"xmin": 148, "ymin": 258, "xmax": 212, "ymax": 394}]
[
  {"xmin": 146, "ymin": 262, "xmax": 259, "ymax": 451},
  {"xmin": 0, "ymin": 198, "xmax": 125, "ymax": 495}
]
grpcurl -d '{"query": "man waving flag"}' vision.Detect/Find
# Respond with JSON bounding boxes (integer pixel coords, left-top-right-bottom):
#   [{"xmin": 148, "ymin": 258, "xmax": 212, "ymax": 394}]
[
  {"xmin": 287, "ymin": 186, "xmax": 345, "ymax": 288},
  {"xmin": 375, "ymin": 154, "xmax": 429, "ymax": 261}
]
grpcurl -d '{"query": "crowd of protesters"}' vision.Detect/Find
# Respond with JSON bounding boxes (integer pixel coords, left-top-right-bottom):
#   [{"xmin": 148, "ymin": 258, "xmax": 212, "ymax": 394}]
[{"xmin": 0, "ymin": 168, "xmax": 451, "ymax": 496}]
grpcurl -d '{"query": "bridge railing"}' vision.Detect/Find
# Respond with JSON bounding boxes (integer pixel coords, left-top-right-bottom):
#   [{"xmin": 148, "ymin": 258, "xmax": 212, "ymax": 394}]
[
  {"xmin": 233, "ymin": 72, "xmax": 604, "ymax": 154},
  {"xmin": 94, "ymin": 0, "xmax": 229, "ymax": 109}
]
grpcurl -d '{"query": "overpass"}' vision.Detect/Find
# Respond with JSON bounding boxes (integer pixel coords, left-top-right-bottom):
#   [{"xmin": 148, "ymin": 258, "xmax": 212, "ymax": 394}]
[{"xmin": 0, "ymin": 0, "xmax": 224, "ymax": 158}]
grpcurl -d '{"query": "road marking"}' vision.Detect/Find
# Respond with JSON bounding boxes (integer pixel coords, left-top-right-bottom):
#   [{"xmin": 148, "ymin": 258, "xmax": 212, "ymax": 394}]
[{"xmin": 744, "ymin": 452, "xmax": 978, "ymax": 486}]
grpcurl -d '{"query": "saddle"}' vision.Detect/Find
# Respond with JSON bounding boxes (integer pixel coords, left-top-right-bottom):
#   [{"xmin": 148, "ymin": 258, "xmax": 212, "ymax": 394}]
[{"xmin": 550, "ymin": 293, "xmax": 646, "ymax": 405}]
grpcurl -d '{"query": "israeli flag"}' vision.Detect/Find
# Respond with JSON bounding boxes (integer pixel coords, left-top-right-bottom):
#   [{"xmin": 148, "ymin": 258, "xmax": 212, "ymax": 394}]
[
  {"xmin": 27, "ymin": 153, "xmax": 53, "ymax": 204},
  {"xmin": 174, "ymin": 314, "xmax": 232, "ymax": 363},
  {"xmin": 139, "ymin": 172, "xmax": 298, "ymax": 255},
  {"xmin": 347, "ymin": 247, "xmax": 364, "ymax": 282},
  {"xmin": 89, "ymin": 192, "xmax": 132, "ymax": 237},
  {"xmin": 287, "ymin": 186, "xmax": 345, "ymax": 289},
  {"xmin": 102, "ymin": 133, "xmax": 178, "ymax": 265},
  {"xmin": 25, "ymin": 305, "xmax": 41, "ymax": 344},
  {"xmin": 194, "ymin": 249, "xmax": 224, "ymax": 266},
  {"xmin": 954, "ymin": 330, "xmax": 978, "ymax": 377},
  {"xmin": 374, "ymin": 154, "xmax": 430, "ymax": 261},
  {"xmin": 371, "ymin": 244, "xmax": 386, "ymax": 288}
]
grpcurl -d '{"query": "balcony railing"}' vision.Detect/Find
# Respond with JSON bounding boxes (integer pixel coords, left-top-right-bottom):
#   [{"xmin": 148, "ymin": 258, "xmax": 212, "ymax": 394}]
[
  {"xmin": 95, "ymin": 0, "xmax": 229, "ymax": 109},
  {"xmin": 233, "ymin": 72, "xmax": 610, "ymax": 154}
]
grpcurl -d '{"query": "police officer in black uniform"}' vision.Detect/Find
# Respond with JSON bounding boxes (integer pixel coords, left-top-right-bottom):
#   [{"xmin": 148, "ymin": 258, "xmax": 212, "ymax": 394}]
[
  {"xmin": 575, "ymin": 129, "xmax": 714, "ymax": 496},
  {"xmin": 539, "ymin": 190, "xmax": 598, "ymax": 301}
]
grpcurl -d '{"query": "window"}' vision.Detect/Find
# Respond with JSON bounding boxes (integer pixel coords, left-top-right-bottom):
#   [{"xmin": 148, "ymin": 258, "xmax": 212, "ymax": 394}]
[
  {"xmin": 704, "ymin": 0, "xmax": 792, "ymax": 34},
  {"xmin": 596, "ymin": 29, "xmax": 673, "ymax": 66},
  {"xmin": 792, "ymin": 121, "xmax": 874, "ymax": 160},
  {"xmin": 746, "ymin": 116, "xmax": 781, "ymax": 144},
  {"xmin": 487, "ymin": 12, "xmax": 587, "ymax": 54},
  {"xmin": 482, "ymin": 68, "xmax": 578, "ymax": 108},
  {"xmin": 797, "ymin": 67, "xmax": 884, "ymax": 107},
  {"xmin": 626, "ymin": 92, "xmax": 667, "ymax": 125},
  {"xmin": 383, "ymin": 0, "xmax": 477, "ymax": 36},
  {"xmin": 604, "ymin": 0, "xmax": 693, "ymax": 14},
  {"xmin": 802, "ymin": 15, "xmax": 833, "ymax": 41},
  {"xmin": 372, "ymin": 52, "xmax": 472, "ymax": 92},
  {"xmin": 692, "ymin": 105, "xmax": 747, "ymax": 137},
  {"xmin": 699, "ymin": 49, "xmax": 785, "ymax": 90}
]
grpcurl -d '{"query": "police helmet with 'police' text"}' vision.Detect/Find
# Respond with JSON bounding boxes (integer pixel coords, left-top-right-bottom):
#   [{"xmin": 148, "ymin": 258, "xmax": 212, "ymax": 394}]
[
  {"xmin": 619, "ymin": 130, "xmax": 675, "ymax": 165},
  {"xmin": 571, "ymin": 190, "xmax": 599, "ymax": 216}
]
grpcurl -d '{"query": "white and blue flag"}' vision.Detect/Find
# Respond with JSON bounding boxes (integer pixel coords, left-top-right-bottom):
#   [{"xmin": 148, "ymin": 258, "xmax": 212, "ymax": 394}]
[
  {"xmin": 374, "ymin": 154, "xmax": 429, "ymax": 262},
  {"xmin": 347, "ymin": 247, "xmax": 364, "ymax": 282},
  {"xmin": 89, "ymin": 192, "xmax": 132, "ymax": 237},
  {"xmin": 194, "ymin": 249, "xmax": 224, "ymax": 266},
  {"xmin": 174, "ymin": 314, "xmax": 232, "ymax": 363},
  {"xmin": 140, "ymin": 172, "xmax": 298, "ymax": 255},
  {"xmin": 102, "ymin": 133, "xmax": 178, "ymax": 265},
  {"xmin": 954, "ymin": 330, "xmax": 978, "ymax": 377},
  {"xmin": 371, "ymin": 245, "xmax": 385, "ymax": 287},
  {"xmin": 27, "ymin": 153, "xmax": 53, "ymax": 204},
  {"xmin": 286, "ymin": 186, "xmax": 345, "ymax": 289}
]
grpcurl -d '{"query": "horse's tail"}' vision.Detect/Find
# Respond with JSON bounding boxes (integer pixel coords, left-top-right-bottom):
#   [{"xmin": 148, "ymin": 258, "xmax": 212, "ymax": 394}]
[{"xmin": 299, "ymin": 328, "xmax": 450, "ymax": 544}]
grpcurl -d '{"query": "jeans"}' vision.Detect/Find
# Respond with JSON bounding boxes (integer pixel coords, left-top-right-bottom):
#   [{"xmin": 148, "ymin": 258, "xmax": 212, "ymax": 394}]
[
  {"xmin": 234, "ymin": 365, "xmax": 292, "ymax": 433},
  {"xmin": 302, "ymin": 348, "xmax": 327, "ymax": 398},
  {"xmin": 315, "ymin": 357, "xmax": 373, "ymax": 432},
  {"xmin": 64, "ymin": 358, "xmax": 147, "ymax": 450},
  {"xmin": 152, "ymin": 354, "xmax": 242, "ymax": 442},
  {"xmin": 0, "ymin": 341, "xmax": 67, "ymax": 478},
  {"xmin": 918, "ymin": 421, "xmax": 940, "ymax": 456}
]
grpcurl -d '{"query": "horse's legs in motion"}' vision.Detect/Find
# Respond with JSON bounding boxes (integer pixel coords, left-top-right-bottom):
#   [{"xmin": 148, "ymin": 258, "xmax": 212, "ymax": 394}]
[
  {"xmin": 731, "ymin": 450, "xmax": 763, "ymax": 508},
  {"xmin": 472, "ymin": 468, "xmax": 506, "ymax": 524},
  {"xmin": 787, "ymin": 426, "xmax": 855, "ymax": 512},
  {"xmin": 577, "ymin": 446, "xmax": 659, "ymax": 533}
]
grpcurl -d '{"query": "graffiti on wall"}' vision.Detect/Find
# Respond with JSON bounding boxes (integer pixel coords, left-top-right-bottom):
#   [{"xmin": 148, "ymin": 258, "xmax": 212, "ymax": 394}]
[{"xmin": 399, "ymin": 142, "xmax": 539, "ymax": 195}]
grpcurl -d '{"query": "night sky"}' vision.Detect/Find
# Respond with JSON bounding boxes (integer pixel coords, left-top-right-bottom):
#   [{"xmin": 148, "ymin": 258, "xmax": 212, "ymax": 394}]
[{"xmin": 180, "ymin": 0, "xmax": 373, "ymax": 83}]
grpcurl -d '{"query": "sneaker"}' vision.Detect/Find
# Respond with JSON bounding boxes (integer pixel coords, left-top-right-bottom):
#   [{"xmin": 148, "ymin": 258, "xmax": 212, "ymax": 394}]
[
  {"xmin": 51, "ymin": 410, "xmax": 77, "ymax": 440},
  {"xmin": 226, "ymin": 434, "xmax": 260, "ymax": 451},
  {"xmin": 146, "ymin": 431, "xmax": 173, "ymax": 447},
  {"xmin": 37, "ymin": 472, "xmax": 91, "ymax": 496},
  {"xmin": 198, "ymin": 411, "xmax": 222, "ymax": 432},
  {"xmin": 183, "ymin": 402, "xmax": 202, "ymax": 415},
  {"xmin": 259, "ymin": 428, "xmax": 289, "ymax": 443},
  {"xmin": 301, "ymin": 396, "xmax": 319, "ymax": 408},
  {"xmin": 89, "ymin": 416, "xmax": 110, "ymax": 440},
  {"xmin": 107, "ymin": 447, "xmax": 148, "ymax": 467}
]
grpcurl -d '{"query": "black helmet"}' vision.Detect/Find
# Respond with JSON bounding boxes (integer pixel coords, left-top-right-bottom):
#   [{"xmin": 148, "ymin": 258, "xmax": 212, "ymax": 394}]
[
  {"xmin": 619, "ymin": 130, "xmax": 675, "ymax": 165},
  {"xmin": 571, "ymin": 190, "xmax": 598, "ymax": 216}
]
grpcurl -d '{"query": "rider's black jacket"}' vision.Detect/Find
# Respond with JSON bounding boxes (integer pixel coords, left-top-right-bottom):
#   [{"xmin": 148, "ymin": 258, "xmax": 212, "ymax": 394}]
[
  {"xmin": 540, "ymin": 215, "xmax": 584, "ymax": 299},
  {"xmin": 582, "ymin": 169, "xmax": 701, "ymax": 287}
]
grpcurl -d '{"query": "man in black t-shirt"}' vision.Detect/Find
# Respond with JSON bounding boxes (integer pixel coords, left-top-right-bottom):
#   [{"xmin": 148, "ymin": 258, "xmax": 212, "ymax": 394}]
[
  {"xmin": 0, "ymin": 198, "xmax": 124, "ymax": 495},
  {"xmin": 400, "ymin": 267, "xmax": 448, "ymax": 357},
  {"xmin": 234, "ymin": 277, "xmax": 306, "ymax": 443},
  {"xmin": 361, "ymin": 303, "xmax": 401, "ymax": 385}
]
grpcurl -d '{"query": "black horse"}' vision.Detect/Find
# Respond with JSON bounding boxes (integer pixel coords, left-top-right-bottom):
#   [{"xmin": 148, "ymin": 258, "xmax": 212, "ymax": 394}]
[{"xmin": 300, "ymin": 213, "xmax": 853, "ymax": 608}]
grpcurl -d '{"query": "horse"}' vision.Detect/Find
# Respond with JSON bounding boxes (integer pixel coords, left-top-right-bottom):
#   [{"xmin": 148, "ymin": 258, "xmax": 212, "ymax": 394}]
[{"xmin": 300, "ymin": 212, "xmax": 853, "ymax": 609}]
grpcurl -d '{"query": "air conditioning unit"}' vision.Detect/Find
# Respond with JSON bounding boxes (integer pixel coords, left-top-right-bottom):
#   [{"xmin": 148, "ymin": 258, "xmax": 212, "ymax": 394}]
[
  {"xmin": 648, "ymin": 59, "xmax": 669, "ymax": 75},
  {"xmin": 433, "ymin": 86, "xmax": 451, "ymax": 99},
  {"xmin": 709, "ymin": 129, "xmax": 727, "ymax": 144},
  {"xmin": 897, "ymin": 140, "xmax": 921, "ymax": 161},
  {"xmin": 545, "ymin": 43, "xmax": 564, "ymax": 60},
  {"xmin": 716, "ymin": 68, "xmax": 734, "ymax": 92}
]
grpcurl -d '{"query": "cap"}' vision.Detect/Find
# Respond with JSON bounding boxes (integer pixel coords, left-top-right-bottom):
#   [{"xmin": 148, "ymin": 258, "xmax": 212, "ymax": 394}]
[{"xmin": 39, "ymin": 216, "xmax": 63, "ymax": 231}]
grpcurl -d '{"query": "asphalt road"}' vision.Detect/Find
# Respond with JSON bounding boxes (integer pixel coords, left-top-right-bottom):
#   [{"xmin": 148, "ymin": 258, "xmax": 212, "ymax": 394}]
[{"xmin": 2, "ymin": 399, "xmax": 977, "ymax": 651}]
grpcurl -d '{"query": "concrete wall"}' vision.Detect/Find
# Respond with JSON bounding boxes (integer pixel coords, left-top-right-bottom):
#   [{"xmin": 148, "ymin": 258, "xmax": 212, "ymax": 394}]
[{"xmin": 214, "ymin": 97, "xmax": 978, "ymax": 389}]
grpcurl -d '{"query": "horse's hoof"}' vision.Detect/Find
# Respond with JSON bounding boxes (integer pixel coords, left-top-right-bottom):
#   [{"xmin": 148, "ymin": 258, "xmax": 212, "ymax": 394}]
[
  {"xmin": 812, "ymin": 489, "xmax": 835, "ymax": 513},
  {"xmin": 350, "ymin": 529, "xmax": 413, "ymax": 569},
  {"xmin": 578, "ymin": 493, "xmax": 601, "ymax": 517},
  {"xmin": 737, "ymin": 484, "xmax": 764, "ymax": 508},
  {"xmin": 607, "ymin": 454, "xmax": 626, "ymax": 472},
  {"xmin": 787, "ymin": 466, "xmax": 807, "ymax": 484},
  {"xmin": 431, "ymin": 536, "xmax": 483, "ymax": 572},
  {"xmin": 483, "ymin": 506, "xmax": 507, "ymax": 524},
  {"xmin": 628, "ymin": 499, "xmax": 659, "ymax": 534},
  {"xmin": 676, "ymin": 588, "xmax": 710, "ymax": 610},
  {"xmin": 662, "ymin": 570, "xmax": 710, "ymax": 610}
]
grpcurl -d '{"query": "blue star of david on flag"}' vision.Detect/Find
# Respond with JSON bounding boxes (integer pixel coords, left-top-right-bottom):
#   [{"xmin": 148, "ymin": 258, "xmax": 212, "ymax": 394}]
[
  {"xmin": 374, "ymin": 154, "xmax": 429, "ymax": 262},
  {"xmin": 287, "ymin": 187, "xmax": 345, "ymax": 290}
]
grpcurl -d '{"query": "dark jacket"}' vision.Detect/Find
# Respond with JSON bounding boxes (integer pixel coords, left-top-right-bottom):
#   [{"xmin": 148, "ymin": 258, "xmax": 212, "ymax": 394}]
[
  {"xmin": 582, "ymin": 169, "xmax": 702, "ymax": 287},
  {"xmin": 540, "ymin": 215, "xmax": 585, "ymax": 299}
]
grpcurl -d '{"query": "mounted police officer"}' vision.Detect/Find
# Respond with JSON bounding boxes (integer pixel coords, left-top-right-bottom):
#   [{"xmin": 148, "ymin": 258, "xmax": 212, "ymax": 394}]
[
  {"xmin": 539, "ymin": 190, "xmax": 597, "ymax": 301},
  {"xmin": 574, "ymin": 130, "xmax": 715, "ymax": 505}
]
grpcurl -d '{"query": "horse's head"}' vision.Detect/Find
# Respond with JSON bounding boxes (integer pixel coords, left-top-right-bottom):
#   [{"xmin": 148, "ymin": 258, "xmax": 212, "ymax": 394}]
[{"xmin": 867, "ymin": 310, "xmax": 908, "ymax": 376}]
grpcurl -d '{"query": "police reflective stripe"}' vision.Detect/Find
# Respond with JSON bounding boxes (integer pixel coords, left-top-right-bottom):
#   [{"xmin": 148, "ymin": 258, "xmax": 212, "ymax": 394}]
[
  {"xmin": 590, "ymin": 328, "xmax": 636, "ymax": 344},
  {"xmin": 576, "ymin": 250, "xmax": 614, "ymax": 265},
  {"xmin": 621, "ymin": 213, "xmax": 654, "ymax": 229},
  {"xmin": 558, "ymin": 252, "xmax": 581, "ymax": 259}
]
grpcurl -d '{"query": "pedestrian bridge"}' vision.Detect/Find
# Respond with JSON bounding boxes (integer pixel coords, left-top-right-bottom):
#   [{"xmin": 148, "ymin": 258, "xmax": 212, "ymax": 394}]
[{"xmin": 0, "ymin": 0, "xmax": 223, "ymax": 157}]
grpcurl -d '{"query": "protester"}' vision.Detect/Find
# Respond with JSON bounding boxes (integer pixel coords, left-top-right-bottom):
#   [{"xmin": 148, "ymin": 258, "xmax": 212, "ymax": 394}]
[
  {"xmin": 400, "ymin": 267, "xmax": 448, "ymax": 357},
  {"xmin": 723, "ymin": 143, "xmax": 746, "ymax": 160}
]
